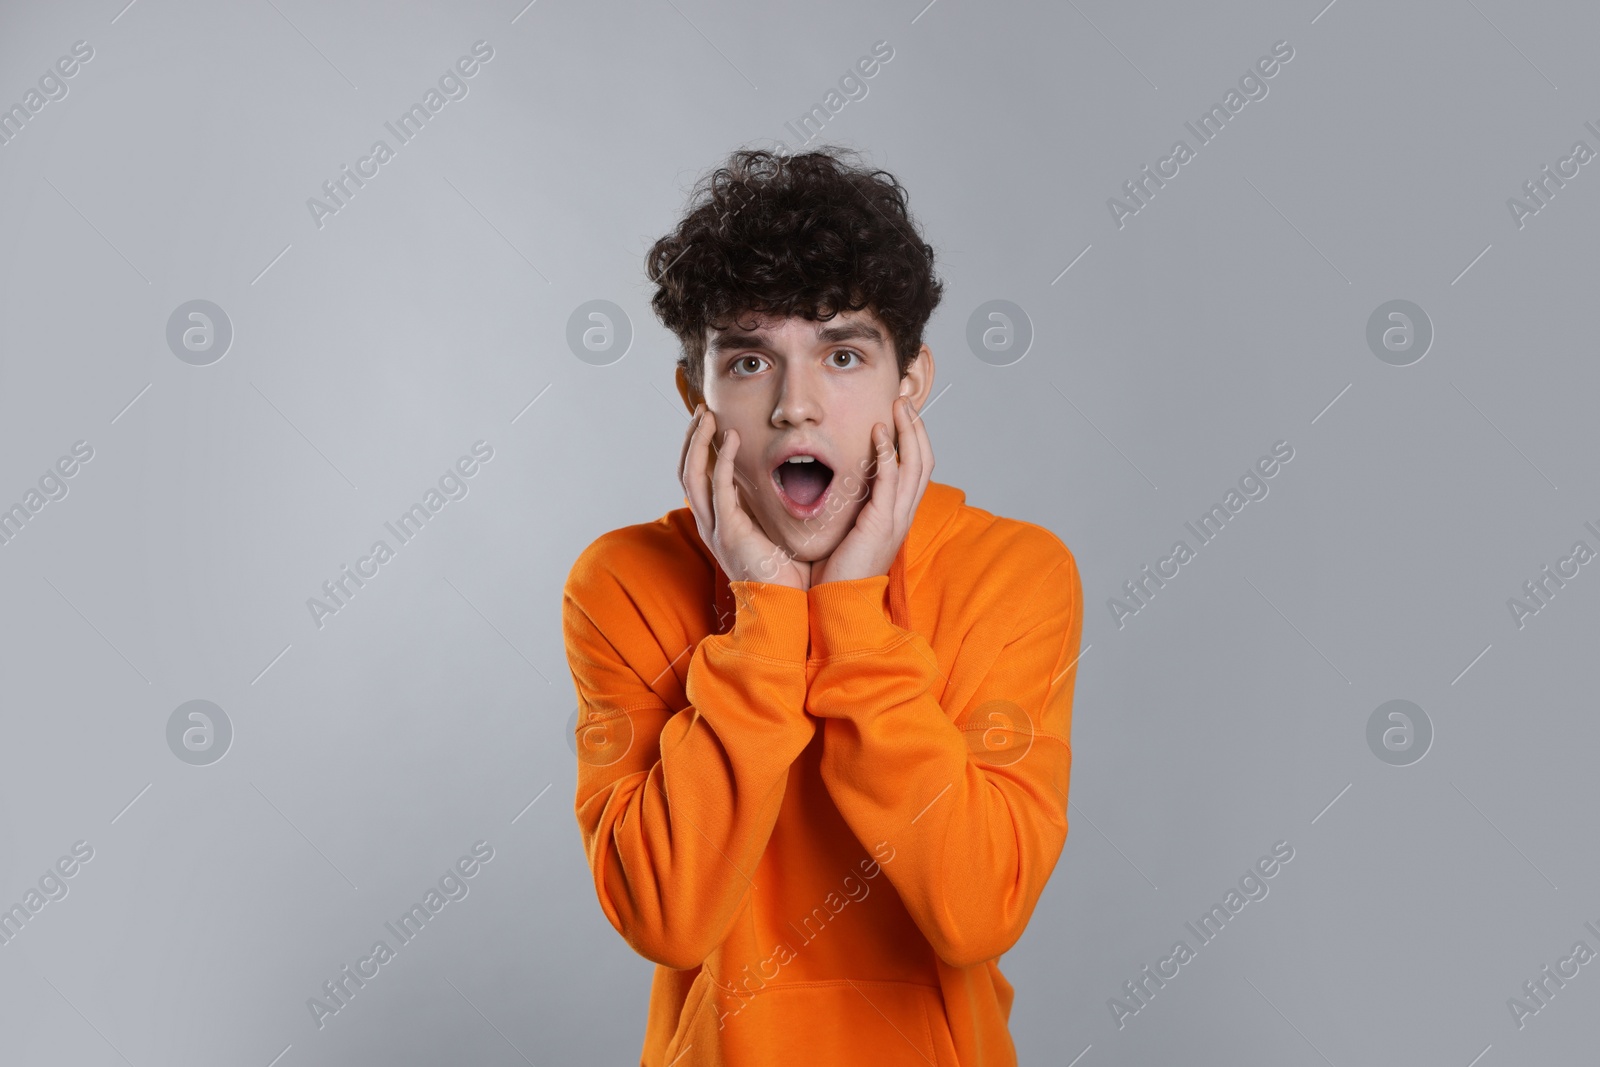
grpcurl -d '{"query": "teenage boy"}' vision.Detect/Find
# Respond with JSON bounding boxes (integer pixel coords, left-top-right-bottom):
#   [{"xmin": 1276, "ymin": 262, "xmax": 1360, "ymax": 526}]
[{"xmin": 562, "ymin": 146, "xmax": 1082, "ymax": 1066}]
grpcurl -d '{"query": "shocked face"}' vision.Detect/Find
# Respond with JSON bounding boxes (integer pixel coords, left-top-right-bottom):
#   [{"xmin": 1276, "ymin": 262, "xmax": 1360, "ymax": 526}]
[{"xmin": 693, "ymin": 307, "xmax": 932, "ymax": 562}]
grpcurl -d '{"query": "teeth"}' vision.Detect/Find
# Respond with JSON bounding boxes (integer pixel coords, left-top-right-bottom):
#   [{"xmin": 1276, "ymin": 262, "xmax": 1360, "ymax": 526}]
[{"xmin": 785, "ymin": 456, "xmax": 816, "ymax": 463}]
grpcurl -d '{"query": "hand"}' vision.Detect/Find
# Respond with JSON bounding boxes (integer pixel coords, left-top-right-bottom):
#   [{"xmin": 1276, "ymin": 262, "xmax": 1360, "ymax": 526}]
[
  {"xmin": 680, "ymin": 403, "xmax": 812, "ymax": 591},
  {"xmin": 808, "ymin": 395, "xmax": 933, "ymax": 587}
]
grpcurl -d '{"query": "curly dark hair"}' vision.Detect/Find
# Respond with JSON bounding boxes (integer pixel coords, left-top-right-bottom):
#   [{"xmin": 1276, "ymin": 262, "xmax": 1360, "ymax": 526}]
[{"xmin": 645, "ymin": 145, "xmax": 944, "ymax": 399}]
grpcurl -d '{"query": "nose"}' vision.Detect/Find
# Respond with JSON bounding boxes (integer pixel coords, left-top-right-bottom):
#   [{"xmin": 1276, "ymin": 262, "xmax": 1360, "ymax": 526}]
[{"xmin": 771, "ymin": 358, "xmax": 823, "ymax": 428}]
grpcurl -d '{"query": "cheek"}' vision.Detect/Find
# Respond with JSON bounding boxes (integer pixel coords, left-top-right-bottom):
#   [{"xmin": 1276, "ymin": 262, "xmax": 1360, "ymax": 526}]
[
  {"xmin": 715, "ymin": 428, "xmax": 751, "ymax": 475},
  {"xmin": 845, "ymin": 443, "xmax": 886, "ymax": 489},
  {"xmin": 820, "ymin": 495, "xmax": 866, "ymax": 542},
  {"xmin": 735, "ymin": 459, "xmax": 767, "ymax": 504},
  {"xmin": 828, "ymin": 479, "xmax": 869, "ymax": 522}
]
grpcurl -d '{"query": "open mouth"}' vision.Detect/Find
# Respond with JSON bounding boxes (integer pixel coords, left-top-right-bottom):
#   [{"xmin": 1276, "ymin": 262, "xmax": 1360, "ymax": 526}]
[{"xmin": 772, "ymin": 454, "xmax": 835, "ymax": 515}]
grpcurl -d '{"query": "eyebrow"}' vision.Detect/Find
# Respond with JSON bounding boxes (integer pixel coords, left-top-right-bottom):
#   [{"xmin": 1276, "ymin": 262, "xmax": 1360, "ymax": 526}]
[{"xmin": 708, "ymin": 320, "xmax": 886, "ymax": 354}]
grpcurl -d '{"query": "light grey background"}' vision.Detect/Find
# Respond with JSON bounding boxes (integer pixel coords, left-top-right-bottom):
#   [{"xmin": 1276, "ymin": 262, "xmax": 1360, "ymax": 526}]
[{"xmin": 2, "ymin": 0, "xmax": 1596, "ymax": 1064}]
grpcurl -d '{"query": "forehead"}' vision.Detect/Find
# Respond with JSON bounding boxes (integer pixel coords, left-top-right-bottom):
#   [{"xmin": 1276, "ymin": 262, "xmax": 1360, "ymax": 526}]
[{"xmin": 707, "ymin": 308, "xmax": 888, "ymax": 352}]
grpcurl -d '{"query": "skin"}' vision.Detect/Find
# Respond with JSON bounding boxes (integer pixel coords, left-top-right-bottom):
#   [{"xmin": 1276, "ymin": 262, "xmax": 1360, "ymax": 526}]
[{"xmin": 676, "ymin": 306, "xmax": 935, "ymax": 592}]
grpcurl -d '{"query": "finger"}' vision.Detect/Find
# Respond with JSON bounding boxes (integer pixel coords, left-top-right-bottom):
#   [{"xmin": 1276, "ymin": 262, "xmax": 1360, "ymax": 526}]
[
  {"xmin": 679, "ymin": 404, "xmax": 705, "ymax": 497},
  {"xmin": 684, "ymin": 409, "xmax": 716, "ymax": 536},
  {"xmin": 910, "ymin": 394, "xmax": 934, "ymax": 479},
  {"xmin": 730, "ymin": 464, "xmax": 759, "ymax": 528},
  {"xmin": 678, "ymin": 403, "xmax": 704, "ymax": 487},
  {"xmin": 731, "ymin": 465, "xmax": 763, "ymax": 528},
  {"xmin": 712, "ymin": 425, "xmax": 742, "ymax": 538},
  {"xmin": 871, "ymin": 419, "xmax": 899, "ymax": 518},
  {"xmin": 889, "ymin": 398, "xmax": 918, "ymax": 526},
  {"xmin": 891, "ymin": 397, "xmax": 928, "ymax": 532},
  {"xmin": 907, "ymin": 396, "xmax": 933, "ymax": 520}
]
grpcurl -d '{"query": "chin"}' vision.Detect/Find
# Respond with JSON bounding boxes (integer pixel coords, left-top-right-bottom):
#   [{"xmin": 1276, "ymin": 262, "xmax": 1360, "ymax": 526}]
[
  {"xmin": 780, "ymin": 511, "xmax": 857, "ymax": 562},
  {"xmin": 784, "ymin": 539, "xmax": 837, "ymax": 564}
]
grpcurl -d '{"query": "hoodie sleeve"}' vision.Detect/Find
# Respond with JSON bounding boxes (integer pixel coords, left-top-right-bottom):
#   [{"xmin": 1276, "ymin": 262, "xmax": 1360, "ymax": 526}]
[
  {"xmin": 803, "ymin": 551, "xmax": 1082, "ymax": 969},
  {"xmin": 563, "ymin": 553, "xmax": 814, "ymax": 971}
]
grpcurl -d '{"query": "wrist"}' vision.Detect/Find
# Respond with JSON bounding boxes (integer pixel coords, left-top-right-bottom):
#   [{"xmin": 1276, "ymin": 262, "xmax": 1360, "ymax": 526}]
[
  {"xmin": 806, "ymin": 574, "xmax": 898, "ymax": 659},
  {"xmin": 725, "ymin": 580, "xmax": 809, "ymax": 658}
]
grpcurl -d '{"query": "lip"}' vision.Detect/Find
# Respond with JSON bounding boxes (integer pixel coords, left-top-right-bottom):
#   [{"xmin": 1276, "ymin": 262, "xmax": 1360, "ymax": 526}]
[{"xmin": 769, "ymin": 447, "xmax": 836, "ymax": 520}]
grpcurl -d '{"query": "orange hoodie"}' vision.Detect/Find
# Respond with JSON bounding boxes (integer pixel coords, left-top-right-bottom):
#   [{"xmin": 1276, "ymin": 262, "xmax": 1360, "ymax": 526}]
[{"xmin": 562, "ymin": 480, "xmax": 1082, "ymax": 1066}]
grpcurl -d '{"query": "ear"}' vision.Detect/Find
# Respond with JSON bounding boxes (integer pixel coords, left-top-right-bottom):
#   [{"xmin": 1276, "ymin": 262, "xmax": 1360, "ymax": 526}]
[
  {"xmin": 675, "ymin": 364, "xmax": 703, "ymax": 414},
  {"xmin": 898, "ymin": 344, "xmax": 935, "ymax": 410}
]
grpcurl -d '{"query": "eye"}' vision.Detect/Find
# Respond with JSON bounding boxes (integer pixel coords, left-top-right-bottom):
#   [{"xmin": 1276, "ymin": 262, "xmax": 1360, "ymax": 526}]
[
  {"xmin": 829, "ymin": 349, "xmax": 863, "ymax": 368},
  {"xmin": 730, "ymin": 355, "xmax": 768, "ymax": 376}
]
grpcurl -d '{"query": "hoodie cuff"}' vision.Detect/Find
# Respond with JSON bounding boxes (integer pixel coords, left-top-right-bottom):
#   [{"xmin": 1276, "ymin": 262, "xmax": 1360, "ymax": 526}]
[
  {"xmin": 724, "ymin": 581, "xmax": 809, "ymax": 660},
  {"xmin": 807, "ymin": 574, "xmax": 901, "ymax": 660}
]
